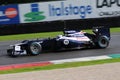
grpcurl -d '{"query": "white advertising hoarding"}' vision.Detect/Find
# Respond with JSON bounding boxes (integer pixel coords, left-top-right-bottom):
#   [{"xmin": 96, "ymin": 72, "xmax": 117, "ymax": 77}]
[{"xmin": 19, "ymin": 0, "xmax": 120, "ymax": 23}]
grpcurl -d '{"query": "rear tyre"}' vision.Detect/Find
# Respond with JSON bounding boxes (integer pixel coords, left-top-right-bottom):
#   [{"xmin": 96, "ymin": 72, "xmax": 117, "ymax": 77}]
[
  {"xmin": 28, "ymin": 42, "xmax": 42, "ymax": 55},
  {"xmin": 97, "ymin": 36, "xmax": 109, "ymax": 48}
]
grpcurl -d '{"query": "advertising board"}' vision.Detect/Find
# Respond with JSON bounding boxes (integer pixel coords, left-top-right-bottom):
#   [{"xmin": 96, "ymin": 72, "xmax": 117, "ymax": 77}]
[
  {"xmin": 1, "ymin": 0, "xmax": 120, "ymax": 25},
  {"xmin": 19, "ymin": 0, "xmax": 93, "ymax": 23},
  {"xmin": 0, "ymin": 4, "xmax": 20, "ymax": 25},
  {"xmin": 96, "ymin": 0, "xmax": 120, "ymax": 17},
  {"xmin": 19, "ymin": 0, "xmax": 120, "ymax": 23}
]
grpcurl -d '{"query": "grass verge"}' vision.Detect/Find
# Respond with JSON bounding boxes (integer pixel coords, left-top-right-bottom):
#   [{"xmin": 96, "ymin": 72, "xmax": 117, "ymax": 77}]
[
  {"xmin": 0, "ymin": 27, "xmax": 120, "ymax": 41},
  {"xmin": 0, "ymin": 58, "xmax": 120, "ymax": 74}
]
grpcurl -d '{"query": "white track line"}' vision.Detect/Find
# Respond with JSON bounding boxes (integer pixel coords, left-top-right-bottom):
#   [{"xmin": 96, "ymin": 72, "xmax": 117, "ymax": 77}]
[{"xmin": 50, "ymin": 55, "xmax": 111, "ymax": 64}]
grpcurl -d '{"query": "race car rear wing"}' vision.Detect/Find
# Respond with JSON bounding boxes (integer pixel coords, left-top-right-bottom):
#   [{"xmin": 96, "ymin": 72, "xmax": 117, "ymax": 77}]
[
  {"xmin": 63, "ymin": 27, "xmax": 110, "ymax": 40},
  {"xmin": 93, "ymin": 27, "xmax": 111, "ymax": 40}
]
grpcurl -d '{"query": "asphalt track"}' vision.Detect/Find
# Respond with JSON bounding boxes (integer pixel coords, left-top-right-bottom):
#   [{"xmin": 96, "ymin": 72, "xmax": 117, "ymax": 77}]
[{"xmin": 0, "ymin": 33, "xmax": 120, "ymax": 66}]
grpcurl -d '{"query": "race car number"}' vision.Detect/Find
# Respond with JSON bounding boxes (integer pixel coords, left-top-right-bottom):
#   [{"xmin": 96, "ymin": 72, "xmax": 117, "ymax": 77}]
[{"xmin": 15, "ymin": 46, "xmax": 21, "ymax": 51}]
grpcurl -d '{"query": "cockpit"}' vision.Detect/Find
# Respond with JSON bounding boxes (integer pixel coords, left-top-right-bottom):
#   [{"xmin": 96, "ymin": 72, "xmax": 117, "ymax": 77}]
[{"xmin": 66, "ymin": 31, "xmax": 85, "ymax": 37}]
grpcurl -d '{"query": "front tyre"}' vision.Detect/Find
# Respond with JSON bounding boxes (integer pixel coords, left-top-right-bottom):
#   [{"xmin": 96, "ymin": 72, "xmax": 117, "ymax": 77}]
[
  {"xmin": 28, "ymin": 42, "xmax": 42, "ymax": 55},
  {"xmin": 97, "ymin": 36, "xmax": 109, "ymax": 48}
]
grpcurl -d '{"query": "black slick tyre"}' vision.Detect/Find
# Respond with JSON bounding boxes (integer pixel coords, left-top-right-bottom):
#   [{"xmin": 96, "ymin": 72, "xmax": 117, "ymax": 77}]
[
  {"xmin": 28, "ymin": 42, "xmax": 42, "ymax": 55},
  {"xmin": 97, "ymin": 36, "xmax": 109, "ymax": 48}
]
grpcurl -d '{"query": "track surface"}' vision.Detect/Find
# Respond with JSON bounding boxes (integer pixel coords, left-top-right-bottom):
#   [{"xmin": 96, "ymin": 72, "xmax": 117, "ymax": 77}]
[{"xmin": 0, "ymin": 33, "xmax": 120, "ymax": 66}]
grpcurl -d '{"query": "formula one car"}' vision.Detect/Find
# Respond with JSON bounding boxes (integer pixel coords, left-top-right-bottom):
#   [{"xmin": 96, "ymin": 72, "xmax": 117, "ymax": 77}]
[{"xmin": 7, "ymin": 27, "xmax": 110, "ymax": 57}]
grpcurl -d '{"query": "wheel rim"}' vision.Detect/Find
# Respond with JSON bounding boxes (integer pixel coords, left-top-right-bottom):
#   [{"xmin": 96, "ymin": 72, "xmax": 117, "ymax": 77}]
[
  {"xmin": 30, "ymin": 43, "xmax": 41, "ymax": 54},
  {"xmin": 101, "ymin": 39, "xmax": 107, "ymax": 45}
]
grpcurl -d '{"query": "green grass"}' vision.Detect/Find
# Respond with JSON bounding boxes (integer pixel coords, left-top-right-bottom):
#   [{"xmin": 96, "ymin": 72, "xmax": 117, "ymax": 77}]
[
  {"xmin": 110, "ymin": 27, "xmax": 120, "ymax": 33},
  {"xmin": 0, "ymin": 58, "xmax": 120, "ymax": 74},
  {"xmin": 0, "ymin": 32, "xmax": 62, "ymax": 41},
  {"xmin": 0, "ymin": 27, "xmax": 119, "ymax": 41}
]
